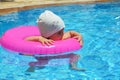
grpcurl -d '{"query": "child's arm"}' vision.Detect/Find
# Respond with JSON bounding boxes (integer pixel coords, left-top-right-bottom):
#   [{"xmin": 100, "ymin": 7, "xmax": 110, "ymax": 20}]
[
  {"xmin": 25, "ymin": 36, "xmax": 54, "ymax": 45},
  {"xmin": 69, "ymin": 31, "xmax": 83, "ymax": 46}
]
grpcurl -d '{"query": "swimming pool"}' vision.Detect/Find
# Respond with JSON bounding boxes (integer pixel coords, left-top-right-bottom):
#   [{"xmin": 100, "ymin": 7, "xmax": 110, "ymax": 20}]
[{"xmin": 0, "ymin": 1, "xmax": 120, "ymax": 80}]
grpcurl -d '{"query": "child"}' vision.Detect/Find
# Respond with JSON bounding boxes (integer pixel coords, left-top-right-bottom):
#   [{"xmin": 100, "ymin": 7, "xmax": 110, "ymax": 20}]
[{"xmin": 25, "ymin": 10, "xmax": 85, "ymax": 72}]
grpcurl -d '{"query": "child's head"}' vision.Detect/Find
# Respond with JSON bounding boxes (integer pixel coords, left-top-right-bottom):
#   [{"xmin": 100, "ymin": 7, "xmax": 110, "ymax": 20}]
[{"xmin": 37, "ymin": 10, "xmax": 65, "ymax": 40}]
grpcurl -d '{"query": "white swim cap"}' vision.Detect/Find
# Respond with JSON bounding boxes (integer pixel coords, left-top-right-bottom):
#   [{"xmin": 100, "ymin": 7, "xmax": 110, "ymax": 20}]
[{"xmin": 37, "ymin": 10, "xmax": 65, "ymax": 38}]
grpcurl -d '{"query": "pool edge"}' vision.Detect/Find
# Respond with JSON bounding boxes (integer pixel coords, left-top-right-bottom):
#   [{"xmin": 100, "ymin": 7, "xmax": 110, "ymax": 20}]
[{"xmin": 0, "ymin": 0, "xmax": 113, "ymax": 15}]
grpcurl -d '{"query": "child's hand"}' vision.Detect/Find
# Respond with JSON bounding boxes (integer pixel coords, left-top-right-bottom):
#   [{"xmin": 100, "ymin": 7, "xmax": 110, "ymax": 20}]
[
  {"xmin": 38, "ymin": 36, "xmax": 54, "ymax": 46},
  {"xmin": 73, "ymin": 36, "xmax": 82, "ymax": 42},
  {"xmin": 73, "ymin": 36, "xmax": 83, "ymax": 46},
  {"xmin": 25, "ymin": 36, "xmax": 54, "ymax": 46}
]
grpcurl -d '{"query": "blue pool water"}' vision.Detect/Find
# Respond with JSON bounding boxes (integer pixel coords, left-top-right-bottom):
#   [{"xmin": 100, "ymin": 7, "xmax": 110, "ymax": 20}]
[{"xmin": 0, "ymin": 1, "xmax": 120, "ymax": 80}]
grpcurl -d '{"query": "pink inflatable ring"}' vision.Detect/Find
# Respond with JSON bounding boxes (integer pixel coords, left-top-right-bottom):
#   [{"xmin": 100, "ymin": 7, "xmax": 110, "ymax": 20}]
[{"xmin": 0, "ymin": 26, "xmax": 82, "ymax": 55}]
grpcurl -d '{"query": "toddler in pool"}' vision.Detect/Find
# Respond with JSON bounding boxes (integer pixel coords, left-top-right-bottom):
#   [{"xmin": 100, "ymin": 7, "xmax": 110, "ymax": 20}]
[{"xmin": 25, "ymin": 10, "xmax": 85, "ymax": 72}]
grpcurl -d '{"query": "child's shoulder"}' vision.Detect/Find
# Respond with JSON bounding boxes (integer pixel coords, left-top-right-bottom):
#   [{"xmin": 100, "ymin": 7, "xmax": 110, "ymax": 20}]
[
  {"xmin": 63, "ymin": 31, "xmax": 71, "ymax": 39},
  {"xmin": 64, "ymin": 31, "xmax": 71, "ymax": 35},
  {"xmin": 64, "ymin": 31, "xmax": 75, "ymax": 35}
]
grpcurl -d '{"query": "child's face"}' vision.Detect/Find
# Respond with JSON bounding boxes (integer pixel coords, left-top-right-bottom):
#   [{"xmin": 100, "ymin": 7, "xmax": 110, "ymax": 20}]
[{"xmin": 48, "ymin": 28, "xmax": 64, "ymax": 41}]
